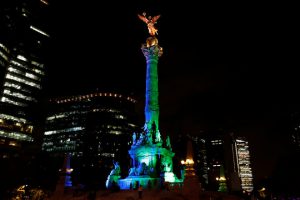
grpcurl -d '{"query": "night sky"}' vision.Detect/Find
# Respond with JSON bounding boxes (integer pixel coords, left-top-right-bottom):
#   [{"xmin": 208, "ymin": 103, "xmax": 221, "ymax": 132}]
[{"xmin": 45, "ymin": 1, "xmax": 298, "ymax": 184}]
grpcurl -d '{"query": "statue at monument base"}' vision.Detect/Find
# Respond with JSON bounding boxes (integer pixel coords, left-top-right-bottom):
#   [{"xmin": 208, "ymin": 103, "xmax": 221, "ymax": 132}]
[
  {"xmin": 105, "ymin": 175, "xmax": 121, "ymax": 190},
  {"xmin": 105, "ymin": 161, "xmax": 121, "ymax": 189}
]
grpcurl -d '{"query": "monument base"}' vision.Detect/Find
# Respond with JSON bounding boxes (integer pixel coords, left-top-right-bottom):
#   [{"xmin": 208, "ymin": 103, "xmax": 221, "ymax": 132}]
[
  {"xmin": 118, "ymin": 176, "xmax": 161, "ymax": 190},
  {"xmin": 161, "ymin": 172, "xmax": 182, "ymax": 183}
]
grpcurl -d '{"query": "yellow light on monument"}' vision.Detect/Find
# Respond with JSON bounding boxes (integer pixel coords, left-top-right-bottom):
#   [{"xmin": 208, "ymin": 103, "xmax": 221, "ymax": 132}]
[
  {"xmin": 66, "ymin": 168, "xmax": 73, "ymax": 173},
  {"xmin": 181, "ymin": 159, "xmax": 194, "ymax": 167},
  {"xmin": 181, "ymin": 159, "xmax": 195, "ymax": 166},
  {"xmin": 186, "ymin": 159, "xmax": 194, "ymax": 165},
  {"xmin": 216, "ymin": 176, "xmax": 226, "ymax": 181}
]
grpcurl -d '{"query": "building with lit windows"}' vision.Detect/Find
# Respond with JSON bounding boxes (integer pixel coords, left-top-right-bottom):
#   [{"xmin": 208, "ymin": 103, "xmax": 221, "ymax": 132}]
[
  {"xmin": 204, "ymin": 134, "xmax": 227, "ymax": 191},
  {"xmin": 233, "ymin": 137, "xmax": 253, "ymax": 192},
  {"xmin": 177, "ymin": 132, "xmax": 253, "ymax": 193},
  {"xmin": 189, "ymin": 135, "xmax": 208, "ymax": 186},
  {"xmin": 186, "ymin": 132, "xmax": 227, "ymax": 191},
  {"xmin": 0, "ymin": 0, "xmax": 50, "ymax": 150},
  {"xmin": 42, "ymin": 91, "xmax": 139, "ymax": 186}
]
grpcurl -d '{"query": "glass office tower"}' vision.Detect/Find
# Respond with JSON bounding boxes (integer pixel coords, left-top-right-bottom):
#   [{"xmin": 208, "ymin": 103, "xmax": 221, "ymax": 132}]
[
  {"xmin": 233, "ymin": 137, "xmax": 253, "ymax": 192},
  {"xmin": 179, "ymin": 133, "xmax": 253, "ymax": 192},
  {"xmin": 42, "ymin": 92, "xmax": 139, "ymax": 186},
  {"xmin": 0, "ymin": 0, "xmax": 50, "ymax": 149}
]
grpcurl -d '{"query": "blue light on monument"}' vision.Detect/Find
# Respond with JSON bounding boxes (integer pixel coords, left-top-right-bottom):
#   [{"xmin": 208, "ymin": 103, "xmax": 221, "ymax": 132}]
[
  {"xmin": 65, "ymin": 153, "xmax": 73, "ymax": 187},
  {"xmin": 105, "ymin": 13, "xmax": 182, "ymax": 190}
]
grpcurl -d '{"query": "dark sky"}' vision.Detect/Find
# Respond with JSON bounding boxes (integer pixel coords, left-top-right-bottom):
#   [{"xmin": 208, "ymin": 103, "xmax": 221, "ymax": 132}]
[{"xmin": 45, "ymin": 1, "xmax": 299, "ymax": 183}]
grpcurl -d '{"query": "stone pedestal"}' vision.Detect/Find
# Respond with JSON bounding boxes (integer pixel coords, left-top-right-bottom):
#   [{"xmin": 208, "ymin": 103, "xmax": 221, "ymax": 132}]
[
  {"xmin": 118, "ymin": 143, "xmax": 181, "ymax": 190},
  {"xmin": 118, "ymin": 176, "xmax": 161, "ymax": 189}
]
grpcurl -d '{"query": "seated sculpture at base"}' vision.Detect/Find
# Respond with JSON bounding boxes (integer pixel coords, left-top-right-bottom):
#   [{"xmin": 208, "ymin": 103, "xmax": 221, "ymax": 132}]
[
  {"xmin": 109, "ymin": 161, "xmax": 120, "ymax": 175},
  {"xmin": 128, "ymin": 167, "xmax": 137, "ymax": 176},
  {"xmin": 105, "ymin": 161, "xmax": 121, "ymax": 189}
]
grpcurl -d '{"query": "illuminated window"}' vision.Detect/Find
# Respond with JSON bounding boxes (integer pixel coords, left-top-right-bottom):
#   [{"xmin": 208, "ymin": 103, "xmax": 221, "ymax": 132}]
[
  {"xmin": 1, "ymin": 97, "xmax": 27, "ymax": 106},
  {"xmin": 11, "ymin": 60, "xmax": 29, "ymax": 70},
  {"xmin": 0, "ymin": 43, "xmax": 10, "ymax": 53},
  {"xmin": 44, "ymin": 126, "xmax": 84, "ymax": 135},
  {"xmin": 25, "ymin": 125, "xmax": 33, "ymax": 133},
  {"xmin": 4, "ymin": 82, "xmax": 31, "ymax": 93},
  {"xmin": 3, "ymin": 89, "xmax": 37, "ymax": 102},
  {"xmin": 33, "ymin": 68, "xmax": 44, "ymax": 75},
  {"xmin": 25, "ymin": 72, "xmax": 41, "ymax": 81},
  {"xmin": 109, "ymin": 130, "xmax": 122, "ymax": 135},
  {"xmin": 0, "ymin": 51, "xmax": 9, "ymax": 61},
  {"xmin": 8, "ymin": 67, "xmax": 23, "ymax": 74},
  {"xmin": 17, "ymin": 55, "xmax": 28, "ymax": 62},
  {"xmin": 4, "ymin": 82, "xmax": 21, "ymax": 89},
  {"xmin": 0, "ymin": 130, "xmax": 33, "ymax": 141},
  {"xmin": 5, "ymin": 74, "xmax": 41, "ymax": 89},
  {"xmin": 46, "ymin": 113, "xmax": 66, "ymax": 120},
  {"xmin": 115, "ymin": 114, "xmax": 125, "ymax": 119},
  {"xmin": 30, "ymin": 26, "xmax": 50, "ymax": 37},
  {"xmin": 9, "ymin": 141, "xmax": 18, "ymax": 146},
  {"xmin": 0, "ymin": 114, "xmax": 27, "ymax": 123},
  {"xmin": 211, "ymin": 140, "xmax": 223, "ymax": 145},
  {"xmin": 40, "ymin": 0, "xmax": 49, "ymax": 6}
]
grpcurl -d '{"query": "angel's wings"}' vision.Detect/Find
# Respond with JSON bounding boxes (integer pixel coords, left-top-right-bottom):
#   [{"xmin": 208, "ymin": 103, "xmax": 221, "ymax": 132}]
[
  {"xmin": 138, "ymin": 14, "xmax": 149, "ymax": 24},
  {"xmin": 152, "ymin": 15, "xmax": 161, "ymax": 23}
]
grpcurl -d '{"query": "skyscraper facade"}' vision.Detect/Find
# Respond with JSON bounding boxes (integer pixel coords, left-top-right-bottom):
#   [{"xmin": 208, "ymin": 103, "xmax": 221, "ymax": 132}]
[
  {"xmin": 188, "ymin": 132, "xmax": 226, "ymax": 191},
  {"xmin": 182, "ymin": 132, "xmax": 253, "ymax": 193},
  {"xmin": 42, "ymin": 91, "xmax": 139, "ymax": 183},
  {"xmin": 233, "ymin": 137, "xmax": 254, "ymax": 192},
  {"xmin": 0, "ymin": 0, "xmax": 50, "ymax": 150},
  {"xmin": 190, "ymin": 135, "xmax": 208, "ymax": 186},
  {"xmin": 205, "ymin": 134, "xmax": 230, "ymax": 191}
]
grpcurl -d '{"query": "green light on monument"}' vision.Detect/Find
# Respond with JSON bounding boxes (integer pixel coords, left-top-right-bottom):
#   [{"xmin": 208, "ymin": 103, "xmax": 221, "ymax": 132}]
[{"xmin": 106, "ymin": 13, "xmax": 182, "ymax": 190}]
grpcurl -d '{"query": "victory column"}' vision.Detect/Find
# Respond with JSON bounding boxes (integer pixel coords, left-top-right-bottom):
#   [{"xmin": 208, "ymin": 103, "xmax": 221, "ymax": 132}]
[{"xmin": 106, "ymin": 13, "xmax": 181, "ymax": 190}]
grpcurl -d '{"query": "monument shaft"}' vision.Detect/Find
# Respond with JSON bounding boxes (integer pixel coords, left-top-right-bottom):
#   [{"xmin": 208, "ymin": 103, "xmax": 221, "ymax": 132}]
[{"xmin": 144, "ymin": 50, "xmax": 159, "ymax": 131}]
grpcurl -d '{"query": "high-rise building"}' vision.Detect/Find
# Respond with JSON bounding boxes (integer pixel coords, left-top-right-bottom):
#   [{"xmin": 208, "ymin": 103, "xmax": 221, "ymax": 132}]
[
  {"xmin": 0, "ymin": 0, "xmax": 51, "ymax": 150},
  {"xmin": 42, "ymin": 91, "xmax": 139, "ymax": 186},
  {"xmin": 232, "ymin": 137, "xmax": 254, "ymax": 193},
  {"xmin": 190, "ymin": 135, "xmax": 208, "ymax": 186},
  {"xmin": 188, "ymin": 132, "xmax": 226, "ymax": 191},
  {"xmin": 182, "ymin": 132, "xmax": 253, "ymax": 193},
  {"xmin": 205, "ymin": 134, "xmax": 227, "ymax": 191},
  {"xmin": 42, "ymin": 92, "xmax": 138, "ymax": 155}
]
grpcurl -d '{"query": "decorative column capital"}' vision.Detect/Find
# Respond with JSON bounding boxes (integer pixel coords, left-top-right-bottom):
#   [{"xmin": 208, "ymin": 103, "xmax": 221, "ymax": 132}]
[
  {"xmin": 141, "ymin": 45, "xmax": 163, "ymax": 60},
  {"xmin": 141, "ymin": 36, "xmax": 163, "ymax": 60}
]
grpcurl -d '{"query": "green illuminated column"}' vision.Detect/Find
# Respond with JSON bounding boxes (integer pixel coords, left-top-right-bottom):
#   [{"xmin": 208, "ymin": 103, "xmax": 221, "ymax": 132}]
[{"xmin": 141, "ymin": 37, "xmax": 163, "ymax": 133}]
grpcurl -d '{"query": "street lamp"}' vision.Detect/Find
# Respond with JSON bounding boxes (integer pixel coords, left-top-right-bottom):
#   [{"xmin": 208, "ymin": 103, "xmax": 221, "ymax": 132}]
[{"xmin": 181, "ymin": 158, "xmax": 196, "ymax": 178}]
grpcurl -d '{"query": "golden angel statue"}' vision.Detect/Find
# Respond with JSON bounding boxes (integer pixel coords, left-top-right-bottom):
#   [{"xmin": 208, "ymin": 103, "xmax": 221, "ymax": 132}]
[{"xmin": 138, "ymin": 12, "xmax": 161, "ymax": 36}]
